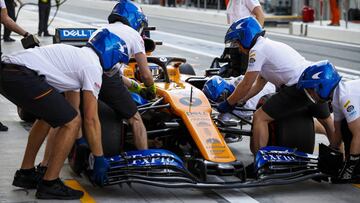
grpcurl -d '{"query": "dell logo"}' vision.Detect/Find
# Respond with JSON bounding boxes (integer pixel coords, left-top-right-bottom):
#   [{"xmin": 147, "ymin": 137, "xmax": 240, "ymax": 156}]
[{"xmin": 62, "ymin": 29, "xmax": 94, "ymax": 37}]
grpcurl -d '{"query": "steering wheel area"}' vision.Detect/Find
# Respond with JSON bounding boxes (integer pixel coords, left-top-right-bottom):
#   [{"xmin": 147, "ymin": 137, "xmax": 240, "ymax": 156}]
[{"xmin": 128, "ymin": 57, "xmax": 187, "ymax": 83}]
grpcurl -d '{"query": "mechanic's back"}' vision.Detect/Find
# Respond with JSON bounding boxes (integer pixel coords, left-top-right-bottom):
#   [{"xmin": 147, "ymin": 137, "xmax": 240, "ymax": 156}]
[
  {"xmin": 2, "ymin": 44, "xmax": 102, "ymax": 94},
  {"xmin": 249, "ymin": 36, "xmax": 312, "ymax": 88}
]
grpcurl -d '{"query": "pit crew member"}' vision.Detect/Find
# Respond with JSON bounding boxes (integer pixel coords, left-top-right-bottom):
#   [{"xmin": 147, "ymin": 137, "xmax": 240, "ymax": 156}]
[
  {"xmin": 37, "ymin": 0, "xmax": 154, "ymax": 175},
  {"xmin": 298, "ymin": 67, "xmax": 359, "ymax": 183},
  {"xmin": 93, "ymin": 0, "xmax": 154, "ymax": 150},
  {"xmin": 0, "ymin": 28, "xmax": 126, "ymax": 199},
  {"xmin": 217, "ymin": 16, "xmax": 336, "ymax": 155},
  {"xmin": 226, "ymin": 0, "xmax": 265, "ymax": 26},
  {"xmin": 204, "ymin": 75, "xmax": 330, "ymax": 136}
]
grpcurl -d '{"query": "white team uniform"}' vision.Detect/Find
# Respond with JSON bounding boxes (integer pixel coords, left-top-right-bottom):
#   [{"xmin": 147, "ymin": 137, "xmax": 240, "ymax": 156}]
[
  {"xmin": 226, "ymin": 0, "xmax": 260, "ymax": 24},
  {"xmin": 332, "ymin": 80, "xmax": 360, "ymax": 123},
  {"xmin": 231, "ymin": 75, "xmax": 276, "ymax": 116},
  {"xmin": 247, "ymin": 36, "xmax": 312, "ymax": 88},
  {"xmin": 1, "ymin": 44, "xmax": 103, "ymax": 98},
  {"xmin": 219, "ymin": 76, "xmax": 276, "ymax": 119}
]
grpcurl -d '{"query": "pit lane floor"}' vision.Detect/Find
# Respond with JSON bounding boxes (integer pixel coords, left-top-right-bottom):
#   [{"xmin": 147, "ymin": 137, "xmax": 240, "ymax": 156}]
[{"xmin": 1, "ymin": 8, "xmax": 360, "ymax": 203}]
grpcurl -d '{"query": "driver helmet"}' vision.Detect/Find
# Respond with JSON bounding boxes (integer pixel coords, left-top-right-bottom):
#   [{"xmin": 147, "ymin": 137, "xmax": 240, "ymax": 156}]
[
  {"xmin": 224, "ymin": 16, "xmax": 265, "ymax": 49},
  {"xmin": 203, "ymin": 76, "xmax": 235, "ymax": 102},
  {"xmin": 108, "ymin": 0, "xmax": 148, "ymax": 33},
  {"xmin": 297, "ymin": 60, "xmax": 341, "ymax": 101},
  {"xmin": 87, "ymin": 28, "xmax": 129, "ymax": 72}
]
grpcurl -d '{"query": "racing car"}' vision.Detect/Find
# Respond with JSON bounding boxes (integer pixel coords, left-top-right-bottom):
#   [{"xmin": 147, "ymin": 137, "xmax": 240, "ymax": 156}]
[
  {"xmin": 21, "ymin": 27, "xmax": 342, "ymax": 188},
  {"xmin": 69, "ymin": 53, "xmax": 332, "ymax": 188}
]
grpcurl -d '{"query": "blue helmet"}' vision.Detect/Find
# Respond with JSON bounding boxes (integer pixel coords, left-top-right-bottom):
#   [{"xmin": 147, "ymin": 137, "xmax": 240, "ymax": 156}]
[
  {"xmin": 297, "ymin": 60, "xmax": 341, "ymax": 101},
  {"xmin": 224, "ymin": 16, "xmax": 265, "ymax": 49},
  {"xmin": 87, "ymin": 28, "xmax": 129, "ymax": 71},
  {"xmin": 130, "ymin": 92, "xmax": 148, "ymax": 106},
  {"xmin": 108, "ymin": 0, "xmax": 148, "ymax": 33},
  {"xmin": 203, "ymin": 76, "xmax": 235, "ymax": 102}
]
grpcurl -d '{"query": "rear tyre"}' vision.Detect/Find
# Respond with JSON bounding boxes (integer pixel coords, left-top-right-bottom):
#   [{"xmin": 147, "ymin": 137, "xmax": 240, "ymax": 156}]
[{"xmin": 179, "ymin": 63, "xmax": 196, "ymax": 75}]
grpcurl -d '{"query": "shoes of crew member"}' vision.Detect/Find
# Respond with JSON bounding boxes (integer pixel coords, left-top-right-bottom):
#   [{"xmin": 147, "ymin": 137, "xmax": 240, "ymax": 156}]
[
  {"xmin": 36, "ymin": 164, "xmax": 48, "ymax": 177},
  {"xmin": 3, "ymin": 37, "xmax": 16, "ymax": 42},
  {"xmin": 36, "ymin": 178, "xmax": 84, "ymax": 200},
  {"xmin": 12, "ymin": 168, "xmax": 41, "ymax": 189},
  {"xmin": 0, "ymin": 122, "xmax": 8, "ymax": 131}
]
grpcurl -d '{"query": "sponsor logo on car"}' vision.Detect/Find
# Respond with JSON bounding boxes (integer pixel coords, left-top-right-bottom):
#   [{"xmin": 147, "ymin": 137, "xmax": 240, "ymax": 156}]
[
  {"xmin": 206, "ymin": 138, "xmax": 221, "ymax": 144},
  {"xmin": 180, "ymin": 97, "xmax": 202, "ymax": 107},
  {"xmin": 197, "ymin": 121, "xmax": 211, "ymax": 127},
  {"xmin": 60, "ymin": 29, "xmax": 96, "ymax": 39},
  {"xmin": 128, "ymin": 153, "xmax": 176, "ymax": 165}
]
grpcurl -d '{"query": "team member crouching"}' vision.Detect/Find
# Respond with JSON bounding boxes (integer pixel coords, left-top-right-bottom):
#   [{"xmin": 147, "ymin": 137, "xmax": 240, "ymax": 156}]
[
  {"xmin": 298, "ymin": 65, "xmax": 360, "ymax": 183},
  {"xmin": 38, "ymin": 0, "xmax": 154, "ymax": 174},
  {"xmin": 332, "ymin": 80, "xmax": 360, "ymax": 182},
  {"xmin": 0, "ymin": 28, "xmax": 127, "ymax": 199},
  {"xmin": 95, "ymin": 0, "xmax": 155, "ymax": 150},
  {"xmin": 217, "ymin": 16, "xmax": 336, "ymax": 155},
  {"xmin": 299, "ymin": 73, "xmax": 360, "ymax": 183}
]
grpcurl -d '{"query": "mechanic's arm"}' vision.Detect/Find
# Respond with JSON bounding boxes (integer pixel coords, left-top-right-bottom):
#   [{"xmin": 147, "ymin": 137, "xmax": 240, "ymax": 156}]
[
  {"xmin": 82, "ymin": 90, "xmax": 103, "ymax": 156},
  {"xmin": 347, "ymin": 117, "xmax": 360, "ymax": 154},
  {"xmin": 1, "ymin": 8, "xmax": 28, "ymax": 37},
  {"xmin": 243, "ymin": 75, "xmax": 267, "ymax": 102},
  {"xmin": 318, "ymin": 116, "xmax": 337, "ymax": 147},
  {"xmin": 134, "ymin": 52, "xmax": 154, "ymax": 87},
  {"xmin": 252, "ymin": 6, "xmax": 265, "ymax": 27},
  {"xmin": 332, "ymin": 120, "xmax": 344, "ymax": 150},
  {"xmin": 227, "ymin": 71, "xmax": 259, "ymax": 105},
  {"xmin": 122, "ymin": 76, "xmax": 132, "ymax": 89}
]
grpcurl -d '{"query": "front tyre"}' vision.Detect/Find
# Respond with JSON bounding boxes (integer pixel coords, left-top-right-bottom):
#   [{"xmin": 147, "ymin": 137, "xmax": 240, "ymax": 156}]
[{"xmin": 257, "ymin": 94, "xmax": 315, "ymax": 153}]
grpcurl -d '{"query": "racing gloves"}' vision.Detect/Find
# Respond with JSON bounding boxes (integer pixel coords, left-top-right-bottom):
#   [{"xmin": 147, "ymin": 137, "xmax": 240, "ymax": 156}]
[
  {"xmin": 128, "ymin": 79, "xmax": 142, "ymax": 93},
  {"xmin": 140, "ymin": 83, "xmax": 156, "ymax": 100},
  {"xmin": 217, "ymin": 100, "xmax": 236, "ymax": 113},
  {"xmin": 91, "ymin": 155, "xmax": 110, "ymax": 186},
  {"xmin": 335, "ymin": 154, "xmax": 360, "ymax": 183},
  {"xmin": 128, "ymin": 79, "xmax": 156, "ymax": 100}
]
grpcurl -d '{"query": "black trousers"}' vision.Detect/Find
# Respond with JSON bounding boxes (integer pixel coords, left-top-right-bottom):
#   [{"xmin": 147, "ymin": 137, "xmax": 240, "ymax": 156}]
[
  {"xmin": 38, "ymin": 0, "xmax": 51, "ymax": 34},
  {"xmin": 3, "ymin": 0, "xmax": 16, "ymax": 39},
  {"xmin": 99, "ymin": 73, "xmax": 138, "ymax": 119}
]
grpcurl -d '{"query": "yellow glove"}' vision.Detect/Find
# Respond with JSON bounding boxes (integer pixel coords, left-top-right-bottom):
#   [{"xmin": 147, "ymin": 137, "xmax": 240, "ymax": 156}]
[
  {"xmin": 140, "ymin": 83, "xmax": 156, "ymax": 100},
  {"xmin": 128, "ymin": 79, "xmax": 142, "ymax": 94}
]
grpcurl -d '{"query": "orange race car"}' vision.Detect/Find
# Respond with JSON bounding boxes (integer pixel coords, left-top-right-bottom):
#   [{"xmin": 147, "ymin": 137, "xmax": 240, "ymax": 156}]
[{"xmin": 20, "ymin": 27, "xmax": 343, "ymax": 188}]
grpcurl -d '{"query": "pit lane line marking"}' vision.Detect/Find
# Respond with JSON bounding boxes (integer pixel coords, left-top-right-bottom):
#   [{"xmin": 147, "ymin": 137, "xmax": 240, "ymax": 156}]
[
  {"xmin": 65, "ymin": 179, "xmax": 96, "ymax": 203},
  {"xmin": 212, "ymin": 189, "xmax": 259, "ymax": 203}
]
